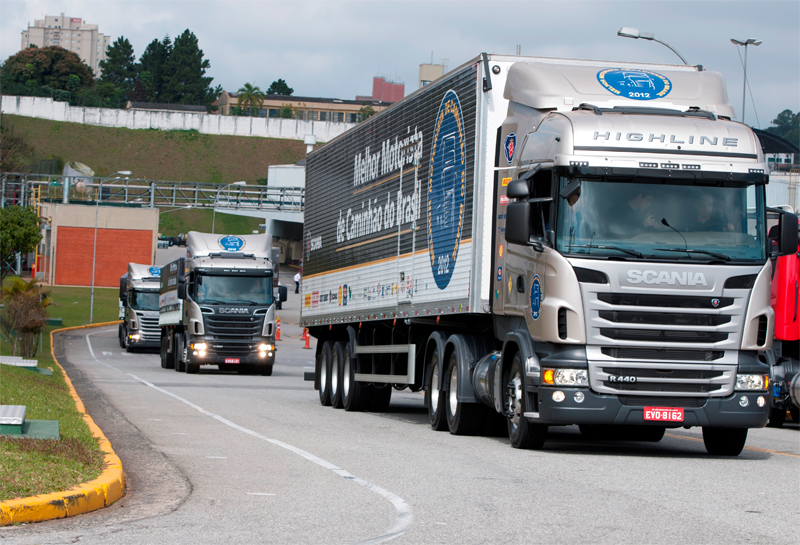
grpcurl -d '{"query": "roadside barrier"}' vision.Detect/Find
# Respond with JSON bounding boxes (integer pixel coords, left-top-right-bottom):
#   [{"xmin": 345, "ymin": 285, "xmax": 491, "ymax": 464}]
[
  {"xmin": 276, "ymin": 317, "xmax": 281, "ymax": 341},
  {"xmin": 303, "ymin": 328, "xmax": 311, "ymax": 350}
]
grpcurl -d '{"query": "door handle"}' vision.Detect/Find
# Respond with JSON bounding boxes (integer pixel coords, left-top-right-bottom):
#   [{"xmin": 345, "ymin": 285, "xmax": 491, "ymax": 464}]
[{"xmin": 516, "ymin": 275, "xmax": 525, "ymax": 293}]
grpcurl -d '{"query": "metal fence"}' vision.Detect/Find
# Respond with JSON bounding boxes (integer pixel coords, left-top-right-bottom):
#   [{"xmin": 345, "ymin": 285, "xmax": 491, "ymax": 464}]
[{"xmin": 0, "ymin": 172, "xmax": 304, "ymax": 213}]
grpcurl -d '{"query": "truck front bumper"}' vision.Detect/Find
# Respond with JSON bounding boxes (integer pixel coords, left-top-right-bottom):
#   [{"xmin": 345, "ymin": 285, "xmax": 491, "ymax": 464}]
[
  {"xmin": 186, "ymin": 351, "xmax": 275, "ymax": 367},
  {"xmin": 531, "ymin": 387, "xmax": 769, "ymax": 428}
]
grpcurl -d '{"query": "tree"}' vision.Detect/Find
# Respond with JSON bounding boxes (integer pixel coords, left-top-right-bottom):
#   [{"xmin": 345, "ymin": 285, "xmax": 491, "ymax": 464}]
[
  {"xmin": 1, "ymin": 278, "xmax": 58, "ymax": 358},
  {"xmin": 0, "ymin": 46, "xmax": 93, "ymax": 91},
  {"xmin": 358, "ymin": 104, "xmax": 376, "ymax": 122},
  {"xmin": 236, "ymin": 82, "xmax": 266, "ymax": 116},
  {"xmin": 99, "ymin": 37, "xmax": 138, "ymax": 96},
  {"xmin": 160, "ymin": 29, "xmax": 216, "ymax": 106},
  {"xmin": 0, "ymin": 206, "xmax": 42, "ymax": 287},
  {"xmin": 278, "ymin": 104, "xmax": 294, "ymax": 118},
  {"xmin": 138, "ymin": 36, "xmax": 172, "ymax": 101},
  {"xmin": 765, "ymin": 109, "xmax": 799, "ymax": 150},
  {"xmin": 267, "ymin": 79, "xmax": 293, "ymax": 96}
]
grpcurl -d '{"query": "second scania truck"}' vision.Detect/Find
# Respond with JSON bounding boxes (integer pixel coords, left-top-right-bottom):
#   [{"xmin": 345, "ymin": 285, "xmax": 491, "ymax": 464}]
[
  {"xmin": 119, "ymin": 263, "xmax": 161, "ymax": 352},
  {"xmin": 159, "ymin": 232, "xmax": 287, "ymax": 375},
  {"xmin": 301, "ymin": 53, "xmax": 798, "ymax": 456}
]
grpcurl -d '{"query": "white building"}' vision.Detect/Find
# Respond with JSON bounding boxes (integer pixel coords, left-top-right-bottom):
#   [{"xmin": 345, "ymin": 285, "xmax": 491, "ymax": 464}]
[{"xmin": 20, "ymin": 13, "xmax": 110, "ymax": 76}]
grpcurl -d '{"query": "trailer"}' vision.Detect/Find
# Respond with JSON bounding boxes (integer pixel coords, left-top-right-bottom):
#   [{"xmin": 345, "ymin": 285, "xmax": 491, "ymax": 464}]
[{"xmin": 301, "ymin": 53, "xmax": 798, "ymax": 455}]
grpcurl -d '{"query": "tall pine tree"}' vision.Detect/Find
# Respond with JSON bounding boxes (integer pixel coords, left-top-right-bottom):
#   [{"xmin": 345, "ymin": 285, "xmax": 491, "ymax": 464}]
[
  {"xmin": 138, "ymin": 36, "xmax": 172, "ymax": 102},
  {"xmin": 160, "ymin": 30, "xmax": 216, "ymax": 105},
  {"xmin": 98, "ymin": 37, "xmax": 137, "ymax": 95}
]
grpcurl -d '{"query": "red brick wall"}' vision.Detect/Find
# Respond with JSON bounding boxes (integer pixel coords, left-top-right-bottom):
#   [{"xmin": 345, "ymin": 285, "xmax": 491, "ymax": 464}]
[{"xmin": 55, "ymin": 227, "xmax": 153, "ymax": 287}]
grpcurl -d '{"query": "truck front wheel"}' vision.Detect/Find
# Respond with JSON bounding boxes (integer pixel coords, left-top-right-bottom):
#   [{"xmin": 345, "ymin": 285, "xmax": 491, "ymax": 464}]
[
  {"xmin": 174, "ymin": 334, "xmax": 186, "ymax": 372},
  {"xmin": 119, "ymin": 324, "xmax": 126, "ymax": 348},
  {"xmin": 767, "ymin": 407, "xmax": 786, "ymax": 428},
  {"xmin": 507, "ymin": 353, "xmax": 547, "ymax": 450},
  {"xmin": 702, "ymin": 427, "xmax": 748, "ymax": 456}
]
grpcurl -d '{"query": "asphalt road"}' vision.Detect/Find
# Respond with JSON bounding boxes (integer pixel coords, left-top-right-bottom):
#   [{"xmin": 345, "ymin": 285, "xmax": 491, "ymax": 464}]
[{"xmin": 2, "ymin": 289, "xmax": 798, "ymax": 544}]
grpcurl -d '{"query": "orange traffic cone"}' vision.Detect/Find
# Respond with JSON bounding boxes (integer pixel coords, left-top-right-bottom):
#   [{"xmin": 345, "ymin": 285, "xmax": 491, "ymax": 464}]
[
  {"xmin": 303, "ymin": 328, "xmax": 311, "ymax": 349},
  {"xmin": 276, "ymin": 317, "xmax": 281, "ymax": 341}
]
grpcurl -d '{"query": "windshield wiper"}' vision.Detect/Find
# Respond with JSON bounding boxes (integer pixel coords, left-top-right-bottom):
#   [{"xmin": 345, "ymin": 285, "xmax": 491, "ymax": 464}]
[
  {"xmin": 654, "ymin": 248, "xmax": 731, "ymax": 261},
  {"xmin": 571, "ymin": 244, "xmax": 644, "ymax": 258}
]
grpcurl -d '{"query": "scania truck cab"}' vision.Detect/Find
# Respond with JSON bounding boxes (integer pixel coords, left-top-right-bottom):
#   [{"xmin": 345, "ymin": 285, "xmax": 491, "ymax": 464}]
[
  {"xmin": 118, "ymin": 263, "xmax": 161, "ymax": 352},
  {"xmin": 159, "ymin": 232, "xmax": 287, "ymax": 375}
]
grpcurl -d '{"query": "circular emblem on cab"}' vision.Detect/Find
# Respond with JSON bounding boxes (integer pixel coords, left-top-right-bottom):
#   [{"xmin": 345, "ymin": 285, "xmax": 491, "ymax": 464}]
[
  {"xmin": 597, "ymin": 68, "xmax": 672, "ymax": 101},
  {"xmin": 218, "ymin": 235, "xmax": 246, "ymax": 252}
]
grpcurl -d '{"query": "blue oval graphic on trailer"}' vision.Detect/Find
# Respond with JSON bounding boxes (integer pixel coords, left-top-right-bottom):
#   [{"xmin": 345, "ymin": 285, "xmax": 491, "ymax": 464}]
[
  {"xmin": 148, "ymin": 266, "xmax": 160, "ymax": 276},
  {"xmin": 218, "ymin": 235, "xmax": 246, "ymax": 252},
  {"xmin": 530, "ymin": 274, "xmax": 542, "ymax": 320},
  {"xmin": 427, "ymin": 89, "xmax": 466, "ymax": 290},
  {"xmin": 597, "ymin": 68, "xmax": 672, "ymax": 101}
]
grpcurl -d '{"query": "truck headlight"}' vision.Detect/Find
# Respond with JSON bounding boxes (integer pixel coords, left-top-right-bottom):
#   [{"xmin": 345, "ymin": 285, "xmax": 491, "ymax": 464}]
[
  {"xmin": 735, "ymin": 374, "xmax": 768, "ymax": 391},
  {"xmin": 552, "ymin": 369, "xmax": 589, "ymax": 386},
  {"xmin": 259, "ymin": 343, "xmax": 273, "ymax": 351},
  {"xmin": 129, "ymin": 333, "xmax": 140, "ymax": 341},
  {"xmin": 191, "ymin": 343, "xmax": 207, "ymax": 350}
]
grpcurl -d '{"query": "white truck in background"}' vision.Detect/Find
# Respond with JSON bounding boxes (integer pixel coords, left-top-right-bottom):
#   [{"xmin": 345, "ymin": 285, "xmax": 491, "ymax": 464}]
[
  {"xmin": 158, "ymin": 232, "xmax": 287, "ymax": 375},
  {"xmin": 301, "ymin": 53, "xmax": 798, "ymax": 456},
  {"xmin": 118, "ymin": 263, "xmax": 162, "ymax": 352}
]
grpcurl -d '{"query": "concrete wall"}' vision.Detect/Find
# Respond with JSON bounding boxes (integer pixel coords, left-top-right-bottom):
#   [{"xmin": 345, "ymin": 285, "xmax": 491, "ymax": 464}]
[
  {"xmin": 1, "ymin": 95, "xmax": 357, "ymax": 143},
  {"xmin": 40, "ymin": 203, "xmax": 160, "ymax": 286}
]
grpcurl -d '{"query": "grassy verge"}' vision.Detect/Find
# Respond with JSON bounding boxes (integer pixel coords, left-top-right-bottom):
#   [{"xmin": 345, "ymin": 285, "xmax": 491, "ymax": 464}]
[
  {"xmin": 159, "ymin": 208, "xmax": 264, "ymax": 237},
  {"xmin": 0, "ymin": 284, "xmax": 119, "ymax": 501}
]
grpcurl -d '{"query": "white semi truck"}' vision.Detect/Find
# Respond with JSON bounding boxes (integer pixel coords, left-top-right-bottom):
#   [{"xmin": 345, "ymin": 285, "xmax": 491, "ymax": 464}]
[
  {"xmin": 159, "ymin": 232, "xmax": 287, "ymax": 375},
  {"xmin": 301, "ymin": 53, "xmax": 798, "ymax": 456},
  {"xmin": 118, "ymin": 263, "xmax": 162, "ymax": 351}
]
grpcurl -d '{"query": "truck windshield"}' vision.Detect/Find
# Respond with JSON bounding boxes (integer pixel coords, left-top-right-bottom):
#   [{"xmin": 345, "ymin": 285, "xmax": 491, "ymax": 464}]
[
  {"xmin": 555, "ymin": 177, "xmax": 766, "ymax": 262},
  {"xmin": 130, "ymin": 290, "xmax": 159, "ymax": 311},
  {"xmin": 194, "ymin": 275, "xmax": 273, "ymax": 305}
]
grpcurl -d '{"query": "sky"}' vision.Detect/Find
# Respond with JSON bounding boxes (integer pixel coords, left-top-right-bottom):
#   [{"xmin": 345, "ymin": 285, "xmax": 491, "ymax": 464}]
[{"xmin": 1, "ymin": 0, "xmax": 798, "ymax": 129}]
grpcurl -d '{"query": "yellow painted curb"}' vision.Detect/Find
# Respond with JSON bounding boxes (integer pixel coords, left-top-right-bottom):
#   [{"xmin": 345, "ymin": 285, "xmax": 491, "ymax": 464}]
[{"xmin": 0, "ymin": 321, "xmax": 125, "ymax": 526}]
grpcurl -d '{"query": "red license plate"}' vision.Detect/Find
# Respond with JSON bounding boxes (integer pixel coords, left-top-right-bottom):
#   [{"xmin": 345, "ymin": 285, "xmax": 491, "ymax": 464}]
[
  {"xmin": 224, "ymin": 358, "xmax": 240, "ymax": 364},
  {"xmin": 644, "ymin": 407, "xmax": 684, "ymax": 422}
]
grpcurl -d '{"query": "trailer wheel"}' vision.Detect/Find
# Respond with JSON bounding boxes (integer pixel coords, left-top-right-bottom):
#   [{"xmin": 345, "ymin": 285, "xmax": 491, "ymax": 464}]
[
  {"xmin": 445, "ymin": 352, "xmax": 485, "ymax": 436},
  {"xmin": 424, "ymin": 350, "xmax": 448, "ymax": 431},
  {"xmin": 767, "ymin": 407, "xmax": 786, "ymax": 428},
  {"xmin": 330, "ymin": 341, "xmax": 345, "ymax": 408},
  {"xmin": 702, "ymin": 427, "xmax": 748, "ymax": 456},
  {"xmin": 367, "ymin": 383, "xmax": 392, "ymax": 412},
  {"xmin": 318, "ymin": 341, "xmax": 333, "ymax": 406},
  {"xmin": 342, "ymin": 344, "xmax": 365, "ymax": 411},
  {"xmin": 161, "ymin": 330, "xmax": 175, "ymax": 369},
  {"xmin": 507, "ymin": 353, "xmax": 547, "ymax": 449}
]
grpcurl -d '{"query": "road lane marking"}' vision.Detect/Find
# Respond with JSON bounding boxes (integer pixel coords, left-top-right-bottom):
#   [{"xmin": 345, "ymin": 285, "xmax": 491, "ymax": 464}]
[
  {"xmin": 247, "ymin": 493, "xmax": 275, "ymax": 496},
  {"xmin": 665, "ymin": 432, "xmax": 800, "ymax": 458},
  {"xmin": 206, "ymin": 456, "xmax": 227, "ymax": 459},
  {"xmin": 85, "ymin": 330, "xmax": 412, "ymax": 543}
]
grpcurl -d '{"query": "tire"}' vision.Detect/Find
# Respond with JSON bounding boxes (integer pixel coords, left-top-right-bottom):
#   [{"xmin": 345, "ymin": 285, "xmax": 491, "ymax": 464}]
[
  {"xmin": 161, "ymin": 330, "xmax": 175, "ymax": 369},
  {"xmin": 702, "ymin": 427, "xmax": 748, "ymax": 456},
  {"xmin": 174, "ymin": 334, "xmax": 186, "ymax": 373},
  {"xmin": 125, "ymin": 332, "xmax": 134, "ymax": 353},
  {"xmin": 445, "ymin": 351, "xmax": 484, "ymax": 435},
  {"xmin": 507, "ymin": 353, "xmax": 548, "ymax": 449},
  {"xmin": 424, "ymin": 349, "xmax": 448, "ymax": 431},
  {"xmin": 342, "ymin": 344, "xmax": 365, "ymax": 412},
  {"xmin": 330, "ymin": 341, "xmax": 345, "ymax": 408},
  {"xmin": 257, "ymin": 364, "xmax": 273, "ymax": 376},
  {"xmin": 318, "ymin": 341, "xmax": 333, "ymax": 406},
  {"xmin": 186, "ymin": 361, "xmax": 200, "ymax": 374},
  {"xmin": 119, "ymin": 323, "xmax": 126, "ymax": 348},
  {"xmin": 367, "ymin": 383, "xmax": 392, "ymax": 412},
  {"xmin": 767, "ymin": 407, "xmax": 786, "ymax": 428},
  {"xmin": 791, "ymin": 407, "xmax": 800, "ymax": 423}
]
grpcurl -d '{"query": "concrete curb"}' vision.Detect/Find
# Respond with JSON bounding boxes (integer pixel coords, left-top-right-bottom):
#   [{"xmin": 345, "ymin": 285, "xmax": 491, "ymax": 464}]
[{"xmin": 0, "ymin": 321, "xmax": 125, "ymax": 526}]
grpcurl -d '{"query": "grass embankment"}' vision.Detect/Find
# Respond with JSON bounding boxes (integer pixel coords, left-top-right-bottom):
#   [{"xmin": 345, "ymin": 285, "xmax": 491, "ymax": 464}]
[
  {"xmin": 3, "ymin": 114, "xmax": 306, "ymax": 183},
  {"xmin": 159, "ymin": 208, "xmax": 264, "ymax": 237},
  {"xmin": 0, "ymin": 284, "xmax": 119, "ymax": 501}
]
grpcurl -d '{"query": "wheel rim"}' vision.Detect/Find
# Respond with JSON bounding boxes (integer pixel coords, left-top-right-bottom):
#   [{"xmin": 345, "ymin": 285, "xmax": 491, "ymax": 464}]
[
  {"xmin": 331, "ymin": 353, "xmax": 339, "ymax": 395},
  {"xmin": 430, "ymin": 363, "xmax": 440, "ymax": 415},
  {"xmin": 507, "ymin": 369, "xmax": 523, "ymax": 433},
  {"xmin": 343, "ymin": 355, "xmax": 350, "ymax": 398},
  {"xmin": 448, "ymin": 363, "xmax": 458, "ymax": 417}
]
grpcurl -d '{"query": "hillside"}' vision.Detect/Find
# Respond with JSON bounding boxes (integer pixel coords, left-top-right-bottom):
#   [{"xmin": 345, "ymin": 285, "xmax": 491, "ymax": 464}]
[{"xmin": 1, "ymin": 114, "xmax": 306, "ymax": 183}]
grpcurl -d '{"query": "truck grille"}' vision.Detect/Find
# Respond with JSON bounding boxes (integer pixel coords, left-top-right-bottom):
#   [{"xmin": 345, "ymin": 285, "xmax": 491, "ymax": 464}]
[
  {"xmin": 600, "ymin": 347, "xmax": 724, "ymax": 361},
  {"xmin": 136, "ymin": 313, "xmax": 160, "ymax": 342},
  {"xmin": 205, "ymin": 314, "xmax": 263, "ymax": 340},
  {"xmin": 618, "ymin": 396, "xmax": 707, "ymax": 408},
  {"xmin": 588, "ymin": 360, "xmax": 736, "ymax": 397}
]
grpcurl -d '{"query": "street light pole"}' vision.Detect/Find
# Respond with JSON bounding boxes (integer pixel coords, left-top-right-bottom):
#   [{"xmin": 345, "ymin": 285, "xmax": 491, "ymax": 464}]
[
  {"xmin": 617, "ymin": 27, "xmax": 689, "ymax": 65},
  {"xmin": 211, "ymin": 181, "xmax": 247, "ymax": 234},
  {"xmin": 731, "ymin": 38, "xmax": 762, "ymax": 124},
  {"xmin": 89, "ymin": 170, "xmax": 131, "ymax": 323}
]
